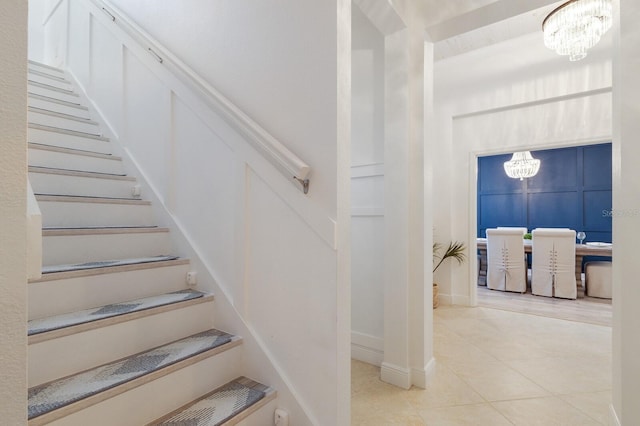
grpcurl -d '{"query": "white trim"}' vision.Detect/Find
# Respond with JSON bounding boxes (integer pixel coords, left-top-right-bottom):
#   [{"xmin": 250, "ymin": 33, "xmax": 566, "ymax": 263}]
[
  {"xmin": 351, "ymin": 207, "xmax": 384, "ymax": 217},
  {"xmin": 351, "ymin": 332, "xmax": 383, "ymax": 366},
  {"xmin": 42, "ymin": 0, "xmax": 65, "ymax": 26},
  {"xmin": 26, "ymin": 181, "xmax": 42, "ymax": 281},
  {"xmin": 380, "ymin": 362, "xmax": 411, "ymax": 389},
  {"xmin": 410, "ymin": 357, "xmax": 436, "ymax": 389},
  {"xmin": 351, "ymin": 162, "xmax": 384, "ymax": 178},
  {"xmin": 92, "ymin": 0, "xmax": 310, "ymax": 190},
  {"xmin": 609, "ymin": 404, "xmax": 621, "ymax": 426}
]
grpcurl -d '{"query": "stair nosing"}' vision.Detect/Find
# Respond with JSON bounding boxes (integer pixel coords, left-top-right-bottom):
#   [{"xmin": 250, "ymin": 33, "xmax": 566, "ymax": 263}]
[
  {"xmin": 30, "ymin": 258, "xmax": 190, "ymax": 283},
  {"xmin": 29, "ymin": 143, "xmax": 121, "ymax": 161},
  {"xmin": 28, "ymin": 334, "xmax": 243, "ymax": 426},
  {"xmin": 28, "ymin": 92, "xmax": 88, "ymax": 110},
  {"xmin": 42, "ymin": 227, "xmax": 169, "ymax": 237},
  {"xmin": 29, "ymin": 123, "xmax": 109, "ymax": 141},
  {"xmin": 28, "ymin": 79, "xmax": 77, "ymax": 95},
  {"xmin": 36, "ymin": 194, "xmax": 150, "ymax": 205},
  {"xmin": 28, "ymin": 293, "xmax": 215, "ymax": 345},
  {"xmin": 29, "ymin": 106, "xmax": 99, "ymax": 125}
]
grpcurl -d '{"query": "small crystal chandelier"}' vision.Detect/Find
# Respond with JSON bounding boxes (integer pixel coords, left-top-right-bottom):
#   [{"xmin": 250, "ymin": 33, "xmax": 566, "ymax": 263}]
[
  {"xmin": 542, "ymin": 0, "xmax": 612, "ymax": 61},
  {"xmin": 504, "ymin": 151, "xmax": 541, "ymax": 181}
]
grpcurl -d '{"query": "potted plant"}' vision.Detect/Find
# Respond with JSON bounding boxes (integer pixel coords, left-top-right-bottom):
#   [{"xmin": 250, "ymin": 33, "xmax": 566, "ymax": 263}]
[{"xmin": 432, "ymin": 241, "xmax": 466, "ymax": 308}]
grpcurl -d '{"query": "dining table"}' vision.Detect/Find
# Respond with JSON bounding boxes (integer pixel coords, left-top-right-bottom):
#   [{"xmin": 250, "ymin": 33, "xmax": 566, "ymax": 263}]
[{"xmin": 476, "ymin": 237, "xmax": 612, "ymax": 296}]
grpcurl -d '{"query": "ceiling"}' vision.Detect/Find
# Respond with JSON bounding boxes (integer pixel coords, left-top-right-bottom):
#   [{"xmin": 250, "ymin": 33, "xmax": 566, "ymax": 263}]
[{"xmin": 412, "ymin": 0, "xmax": 566, "ymax": 60}]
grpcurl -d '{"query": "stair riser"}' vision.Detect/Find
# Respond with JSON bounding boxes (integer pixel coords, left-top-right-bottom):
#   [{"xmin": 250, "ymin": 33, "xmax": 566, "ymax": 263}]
[
  {"xmin": 28, "ymin": 97, "xmax": 91, "ymax": 119},
  {"xmin": 29, "ymin": 262, "xmax": 191, "ymax": 319},
  {"xmin": 29, "ymin": 111, "xmax": 101, "ymax": 135},
  {"xmin": 29, "ymin": 149, "xmax": 124, "ymax": 175},
  {"xmin": 28, "ymin": 84, "xmax": 81, "ymax": 104},
  {"xmin": 34, "ymin": 345, "xmax": 242, "ymax": 426},
  {"xmin": 29, "ymin": 172, "xmax": 137, "ymax": 199},
  {"xmin": 39, "ymin": 201, "xmax": 154, "ymax": 228},
  {"xmin": 42, "ymin": 232, "xmax": 171, "ymax": 266},
  {"xmin": 28, "ymin": 62, "xmax": 66, "ymax": 78},
  {"xmin": 28, "ymin": 73, "xmax": 73, "ymax": 91},
  {"xmin": 235, "ymin": 397, "xmax": 279, "ymax": 426},
  {"xmin": 29, "ymin": 128, "xmax": 111, "ymax": 154},
  {"xmin": 28, "ymin": 301, "xmax": 215, "ymax": 387}
]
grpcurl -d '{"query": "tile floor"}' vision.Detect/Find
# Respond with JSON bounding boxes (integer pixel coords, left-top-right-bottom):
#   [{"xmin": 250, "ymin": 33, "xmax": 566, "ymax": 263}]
[{"xmin": 351, "ymin": 305, "xmax": 612, "ymax": 425}]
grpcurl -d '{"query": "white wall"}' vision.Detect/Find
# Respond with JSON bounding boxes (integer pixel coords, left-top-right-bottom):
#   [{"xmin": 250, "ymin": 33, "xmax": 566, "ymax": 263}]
[
  {"xmin": 434, "ymin": 30, "xmax": 613, "ymax": 305},
  {"xmin": 43, "ymin": 0, "xmax": 351, "ymax": 424},
  {"xmin": 612, "ymin": 0, "xmax": 640, "ymax": 423},
  {"xmin": 351, "ymin": 5, "xmax": 385, "ymax": 366},
  {"xmin": 0, "ymin": 0, "xmax": 28, "ymax": 423}
]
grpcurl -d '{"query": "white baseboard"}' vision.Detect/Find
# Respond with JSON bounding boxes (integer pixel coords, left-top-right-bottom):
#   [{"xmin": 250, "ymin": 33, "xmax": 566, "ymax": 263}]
[
  {"xmin": 438, "ymin": 292, "xmax": 472, "ymax": 307},
  {"xmin": 351, "ymin": 332, "xmax": 383, "ymax": 366},
  {"xmin": 609, "ymin": 403, "xmax": 620, "ymax": 426},
  {"xmin": 410, "ymin": 357, "xmax": 436, "ymax": 389},
  {"xmin": 380, "ymin": 362, "xmax": 411, "ymax": 389}
]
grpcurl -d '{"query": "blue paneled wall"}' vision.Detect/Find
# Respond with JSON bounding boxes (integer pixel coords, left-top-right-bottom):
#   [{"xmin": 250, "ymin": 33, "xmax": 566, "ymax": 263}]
[{"xmin": 478, "ymin": 143, "xmax": 612, "ymax": 243}]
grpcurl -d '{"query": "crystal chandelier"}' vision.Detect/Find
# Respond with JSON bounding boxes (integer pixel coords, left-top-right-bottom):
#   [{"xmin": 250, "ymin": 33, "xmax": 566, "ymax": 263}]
[
  {"xmin": 503, "ymin": 151, "xmax": 541, "ymax": 180},
  {"xmin": 542, "ymin": 0, "xmax": 612, "ymax": 61}
]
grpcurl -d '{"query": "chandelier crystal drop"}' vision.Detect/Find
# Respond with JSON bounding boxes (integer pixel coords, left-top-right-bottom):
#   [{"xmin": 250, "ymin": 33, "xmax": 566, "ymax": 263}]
[
  {"xmin": 503, "ymin": 151, "xmax": 541, "ymax": 181},
  {"xmin": 542, "ymin": 0, "xmax": 612, "ymax": 61}
]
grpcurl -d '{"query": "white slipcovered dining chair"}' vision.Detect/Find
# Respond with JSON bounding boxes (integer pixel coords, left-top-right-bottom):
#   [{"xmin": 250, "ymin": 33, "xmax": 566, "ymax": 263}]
[
  {"xmin": 486, "ymin": 228, "xmax": 527, "ymax": 293},
  {"xmin": 585, "ymin": 261, "xmax": 612, "ymax": 299},
  {"xmin": 531, "ymin": 228, "xmax": 577, "ymax": 299}
]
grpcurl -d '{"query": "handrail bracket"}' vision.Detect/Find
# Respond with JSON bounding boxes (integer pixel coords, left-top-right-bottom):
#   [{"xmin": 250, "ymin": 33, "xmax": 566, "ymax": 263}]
[{"xmin": 294, "ymin": 177, "xmax": 310, "ymax": 194}]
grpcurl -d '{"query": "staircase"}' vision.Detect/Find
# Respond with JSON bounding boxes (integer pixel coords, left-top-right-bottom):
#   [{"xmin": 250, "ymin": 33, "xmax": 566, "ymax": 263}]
[{"xmin": 26, "ymin": 60, "xmax": 276, "ymax": 425}]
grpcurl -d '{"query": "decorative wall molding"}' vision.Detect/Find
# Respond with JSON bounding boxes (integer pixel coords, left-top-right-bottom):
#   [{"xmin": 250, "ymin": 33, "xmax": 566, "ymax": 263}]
[{"xmin": 351, "ymin": 162, "xmax": 384, "ymax": 178}]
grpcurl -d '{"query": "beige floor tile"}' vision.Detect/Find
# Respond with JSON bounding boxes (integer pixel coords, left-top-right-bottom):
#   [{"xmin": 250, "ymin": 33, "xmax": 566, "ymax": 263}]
[
  {"xmin": 404, "ymin": 364, "xmax": 485, "ymax": 409},
  {"xmin": 560, "ymin": 391, "xmax": 612, "ymax": 425},
  {"xmin": 419, "ymin": 403, "xmax": 513, "ymax": 426},
  {"xmin": 506, "ymin": 356, "xmax": 612, "ymax": 394},
  {"xmin": 455, "ymin": 363, "xmax": 550, "ymax": 402},
  {"xmin": 492, "ymin": 396, "xmax": 602, "ymax": 425}
]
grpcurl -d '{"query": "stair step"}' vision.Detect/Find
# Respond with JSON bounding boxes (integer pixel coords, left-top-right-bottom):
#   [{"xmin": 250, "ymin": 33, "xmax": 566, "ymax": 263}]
[
  {"xmin": 28, "ymin": 67, "xmax": 70, "ymax": 83},
  {"xmin": 28, "ymin": 59, "xmax": 66, "ymax": 76},
  {"xmin": 42, "ymin": 227, "xmax": 171, "ymax": 266},
  {"xmin": 37, "ymin": 195, "xmax": 153, "ymax": 228},
  {"xmin": 29, "ymin": 109, "xmax": 101, "ymax": 135},
  {"xmin": 28, "ymin": 105, "xmax": 96, "ymax": 124},
  {"xmin": 28, "ymin": 92, "xmax": 87, "ymax": 110},
  {"xmin": 29, "ymin": 122, "xmax": 107, "ymax": 140},
  {"xmin": 149, "ymin": 377, "xmax": 276, "ymax": 426},
  {"xmin": 29, "ymin": 167, "xmax": 139, "ymax": 199},
  {"xmin": 29, "ymin": 289, "xmax": 208, "ymax": 339},
  {"xmin": 29, "ymin": 145, "xmax": 124, "ymax": 175},
  {"xmin": 28, "ymin": 329, "xmax": 240, "ymax": 424},
  {"xmin": 28, "ymin": 78, "xmax": 76, "ymax": 95},
  {"xmin": 29, "ymin": 124, "xmax": 111, "ymax": 154},
  {"xmin": 30, "ymin": 257, "xmax": 188, "ymax": 318},
  {"xmin": 28, "ymin": 73, "xmax": 74, "ymax": 91}
]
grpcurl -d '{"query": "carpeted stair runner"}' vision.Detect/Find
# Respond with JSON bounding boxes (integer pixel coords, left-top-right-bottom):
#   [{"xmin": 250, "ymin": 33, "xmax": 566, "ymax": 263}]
[
  {"xmin": 41, "ymin": 255, "xmax": 179, "ymax": 274},
  {"xmin": 28, "ymin": 329, "xmax": 235, "ymax": 420},
  {"xmin": 28, "ymin": 289, "xmax": 205, "ymax": 335},
  {"xmin": 149, "ymin": 377, "xmax": 272, "ymax": 426}
]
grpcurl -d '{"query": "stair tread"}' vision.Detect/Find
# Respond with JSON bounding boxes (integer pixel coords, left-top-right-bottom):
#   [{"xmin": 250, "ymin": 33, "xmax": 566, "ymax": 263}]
[
  {"xmin": 28, "ymin": 92, "xmax": 87, "ymax": 109},
  {"xmin": 28, "ymin": 67, "xmax": 70, "ymax": 83},
  {"xmin": 28, "ymin": 59, "xmax": 65, "ymax": 74},
  {"xmin": 29, "ymin": 143, "xmax": 119, "ymax": 160},
  {"xmin": 28, "ymin": 79, "xmax": 77, "ymax": 95},
  {"xmin": 36, "ymin": 194, "xmax": 148, "ymax": 204},
  {"xmin": 29, "ymin": 106, "xmax": 99, "ymax": 124},
  {"xmin": 28, "ymin": 329, "xmax": 238, "ymax": 421},
  {"xmin": 29, "ymin": 289, "xmax": 207, "ymax": 336},
  {"xmin": 149, "ymin": 377, "xmax": 275, "ymax": 426},
  {"xmin": 29, "ymin": 165, "xmax": 134, "ymax": 181},
  {"xmin": 29, "ymin": 123, "xmax": 109, "ymax": 141},
  {"xmin": 41, "ymin": 255, "xmax": 179, "ymax": 275}
]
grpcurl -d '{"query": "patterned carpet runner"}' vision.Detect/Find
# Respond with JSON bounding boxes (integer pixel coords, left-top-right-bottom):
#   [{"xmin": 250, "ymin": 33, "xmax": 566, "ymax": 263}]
[
  {"xmin": 28, "ymin": 329, "xmax": 234, "ymax": 420},
  {"xmin": 150, "ymin": 377, "xmax": 268, "ymax": 426},
  {"xmin": 42, "ymin": 255, "xmax": 179, "ymax": 274},
  {"xmin": 28, "ymin": 289, "xmax": 205, "ymax": 335}
]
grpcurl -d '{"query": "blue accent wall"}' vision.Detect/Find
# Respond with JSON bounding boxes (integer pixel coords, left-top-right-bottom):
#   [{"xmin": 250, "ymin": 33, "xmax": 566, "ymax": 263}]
[{"xmin": 478, "ymin": 143, "xmax": 612, "ymax": 243}]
